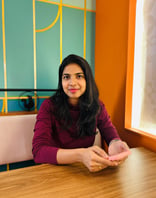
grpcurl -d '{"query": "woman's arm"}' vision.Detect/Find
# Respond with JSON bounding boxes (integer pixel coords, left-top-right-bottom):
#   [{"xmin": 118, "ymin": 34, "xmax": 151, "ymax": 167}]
[
  {"xmin": 32, "ymin": 99, "xmax": 59, "ymax": 164},
  {"xmin": 97, "ymin": 101, "xmax": 121, "ymax": 145},
  {"xmin": 57, "ymin": 145, "xmax": 119, "ymax": 172},
  {"xmin": 97, "ymin": 101, "xmax": 130, "ymax": 165}
]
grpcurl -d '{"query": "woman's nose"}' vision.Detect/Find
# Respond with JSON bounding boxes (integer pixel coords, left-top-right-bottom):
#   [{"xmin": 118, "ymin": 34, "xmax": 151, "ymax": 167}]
[{"xmin": 69, "ymin": 77, "xmax": 76, "ymax": 85}]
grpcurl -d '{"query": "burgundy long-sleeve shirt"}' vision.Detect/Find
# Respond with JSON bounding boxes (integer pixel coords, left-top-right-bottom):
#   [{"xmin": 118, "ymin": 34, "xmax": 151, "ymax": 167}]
[{"xmin": 32, "ymin": 99, "xmax": 120, "ymax": 164}]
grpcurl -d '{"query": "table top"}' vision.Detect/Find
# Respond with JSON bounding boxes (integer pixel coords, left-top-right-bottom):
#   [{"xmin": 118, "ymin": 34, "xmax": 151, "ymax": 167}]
[{"xmin": 0, "ymin": 147, "xmax": 156, "ymax": 198}]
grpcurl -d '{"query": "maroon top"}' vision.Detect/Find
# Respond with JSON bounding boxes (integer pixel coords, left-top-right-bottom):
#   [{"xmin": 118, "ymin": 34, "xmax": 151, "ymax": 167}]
[{"xmin": 32, "ymin": 99, "xmax": 120, "ymax": 164}]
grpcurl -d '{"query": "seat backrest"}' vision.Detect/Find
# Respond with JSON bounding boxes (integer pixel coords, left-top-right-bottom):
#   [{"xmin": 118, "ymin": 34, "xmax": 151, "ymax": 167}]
[{"xmin": 0, "ymin": 114, "xmax": 36, "ymax": 165}]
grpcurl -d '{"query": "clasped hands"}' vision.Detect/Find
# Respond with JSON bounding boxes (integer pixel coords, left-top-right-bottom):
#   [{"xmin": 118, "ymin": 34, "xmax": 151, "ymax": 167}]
[{"xmin": 82, "ymin": 140, "xmax": 130, "ymax": 172}]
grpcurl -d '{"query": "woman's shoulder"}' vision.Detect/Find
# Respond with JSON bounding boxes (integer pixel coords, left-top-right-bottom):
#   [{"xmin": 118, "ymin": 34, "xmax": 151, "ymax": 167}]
[
  {"xmin": 41, "ymin": 98, "xmax": 53, "ymax": 106},
  {"xmin": 39, "ymin": 98, "xmax": 55, "ymax": 111},
  {"xmin": 98, "ymin": 99, "xmax": 105, "ymax": 108},
  {"xmin": 97, "ymin": 99, "xmax": 107, "ymax": 116}
]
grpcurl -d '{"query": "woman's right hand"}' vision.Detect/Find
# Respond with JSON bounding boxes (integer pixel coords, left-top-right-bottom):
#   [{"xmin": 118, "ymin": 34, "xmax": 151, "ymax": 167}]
[{"xmin": 81, "ymin": 146, "xmax": 118, "ymax": 172}]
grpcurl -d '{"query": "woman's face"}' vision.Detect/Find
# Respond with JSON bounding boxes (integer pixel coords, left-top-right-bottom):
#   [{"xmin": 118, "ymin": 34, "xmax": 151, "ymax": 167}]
[{"xmin": 62, "ymin": 63, "xmax": 86, "ymax": 106}]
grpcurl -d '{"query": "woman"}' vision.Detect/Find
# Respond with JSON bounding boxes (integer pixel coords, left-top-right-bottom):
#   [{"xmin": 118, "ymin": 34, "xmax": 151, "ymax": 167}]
[{"xmin": 32, "ymin": 54, "xmax": 130, "ymax": 172}]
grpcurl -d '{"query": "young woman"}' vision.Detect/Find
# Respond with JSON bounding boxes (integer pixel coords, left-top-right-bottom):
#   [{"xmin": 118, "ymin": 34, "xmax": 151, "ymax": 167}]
[{"xmin": 32, "ymin": 54, "xmax": 130, "ymax": 172}]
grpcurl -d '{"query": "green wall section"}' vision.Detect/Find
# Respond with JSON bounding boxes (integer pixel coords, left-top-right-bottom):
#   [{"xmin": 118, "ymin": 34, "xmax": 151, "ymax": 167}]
[
  {"xmin": 86, "ymin": 0, "xmax": 96, "ymax": 10},
  {"xmin": 63, "ymin": 0, "xmax": 84, "ymax": 8},
  {"xmin": 36, "ymin": 3, "xmax": 60, "ymax": 91},
  {"xmin": 62, "ymin": 7, "xmax": 84, "ymax": 59},
  {"xmin": 86, "ymin": 11, "xmax": 95, "ymax": 73},
  {"xmin": 44, "ymin": 0, "xmax": 96, "ymax": 10},
  {"xmin": 0, "ymin": 0, "xmax": 4, "ymax": 97},
  {"xmin": 5, "ymin": 0, "xmax": 34, "ymax": 97},
  {"xmin": 0, "ymin": 0, "xmax": 96, "ymax": 112}
]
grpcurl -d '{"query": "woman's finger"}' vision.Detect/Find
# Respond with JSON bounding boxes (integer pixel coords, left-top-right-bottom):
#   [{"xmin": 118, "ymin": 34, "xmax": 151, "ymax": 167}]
[{"xmin": 92, "ymin": 146, "xmax": 109, "ymax": 158}]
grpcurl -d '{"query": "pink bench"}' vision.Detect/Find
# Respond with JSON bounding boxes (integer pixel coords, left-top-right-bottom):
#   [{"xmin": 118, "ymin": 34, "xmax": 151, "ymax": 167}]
[
  {"xmin": 0, "ymin": 114, "xmax": 102, "ymax": 166},
  {"xmin": 0, "ymin": 114, "xmax": 36, "ymax": 165}
]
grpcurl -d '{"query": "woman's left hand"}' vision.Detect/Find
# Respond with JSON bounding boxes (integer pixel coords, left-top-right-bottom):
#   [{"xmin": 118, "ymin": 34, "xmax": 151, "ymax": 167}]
[{"xmin": 108, "ymin": 140, "xmax": 130, "ymax": 164}]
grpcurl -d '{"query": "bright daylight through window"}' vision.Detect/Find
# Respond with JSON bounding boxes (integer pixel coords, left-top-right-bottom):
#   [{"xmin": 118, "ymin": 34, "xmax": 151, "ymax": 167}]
[{"xmin": 132, "ymin": 0, "xmax": 156, "ymax": 136}]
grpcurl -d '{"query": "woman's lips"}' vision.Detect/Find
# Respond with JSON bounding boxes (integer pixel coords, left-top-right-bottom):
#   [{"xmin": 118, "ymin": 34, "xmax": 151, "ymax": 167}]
[{"xmin": 69, "ymin": 89, "xmax": 78, "ymax": 93}]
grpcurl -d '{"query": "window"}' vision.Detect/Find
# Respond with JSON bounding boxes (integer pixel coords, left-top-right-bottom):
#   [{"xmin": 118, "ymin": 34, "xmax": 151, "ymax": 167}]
[{"xmin": 125, "ymin": 0, "xmax": 156, "ymax": 138}]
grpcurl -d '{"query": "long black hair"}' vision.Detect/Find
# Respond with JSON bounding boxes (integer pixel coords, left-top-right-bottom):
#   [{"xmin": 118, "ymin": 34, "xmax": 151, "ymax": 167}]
[{"xmin": 50, "ymin": 54, "xmax": 100, "ymax": 137}]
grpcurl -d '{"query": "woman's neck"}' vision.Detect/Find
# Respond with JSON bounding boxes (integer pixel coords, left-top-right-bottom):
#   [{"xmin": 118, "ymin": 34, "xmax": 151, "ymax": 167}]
[{"xmin": 68, "ymin": 98, "xmax": 79, "ymax": 106}]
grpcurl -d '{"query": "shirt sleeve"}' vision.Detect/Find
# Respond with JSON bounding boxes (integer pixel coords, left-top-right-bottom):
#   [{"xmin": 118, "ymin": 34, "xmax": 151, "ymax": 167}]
[
  {"xmin": 32, "ymin": 99, "xmax": 59, "ymax": 165},
  {"xmin": 97, "ymin": 101, "xmax": 120, "ymax": 145}
]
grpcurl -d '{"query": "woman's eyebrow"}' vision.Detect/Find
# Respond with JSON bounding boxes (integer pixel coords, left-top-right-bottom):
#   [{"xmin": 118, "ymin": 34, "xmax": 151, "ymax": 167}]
[
  {"xmin": 76, "ymin": 72, "xmax": 84, "ymax": 74},
  {"xmin": 63, "ymin": 72, "xmax": 84, "ymax": 75}
]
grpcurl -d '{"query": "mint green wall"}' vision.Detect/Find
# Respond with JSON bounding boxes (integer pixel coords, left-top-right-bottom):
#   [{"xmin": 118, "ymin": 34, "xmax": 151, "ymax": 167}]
[
  {"xmin": 5, "ymin": 0, "xmax": 34, "ymax": 96},
  {"xmin": 0, "ymin": 0, "xmax": 4, "ymax": 98},
  {"xmin": 36, "ymin": 3, "xmax": 60, "ymax": 91},
  {"xmin": 0, "ymin": 0, "xmax": 96, "ymax": 112}
]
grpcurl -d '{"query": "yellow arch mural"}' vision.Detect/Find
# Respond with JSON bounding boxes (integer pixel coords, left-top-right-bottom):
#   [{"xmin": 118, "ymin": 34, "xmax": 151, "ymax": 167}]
[{"xmin": 35, "ymin": 3, "xmax": 61, "ymax": 33}]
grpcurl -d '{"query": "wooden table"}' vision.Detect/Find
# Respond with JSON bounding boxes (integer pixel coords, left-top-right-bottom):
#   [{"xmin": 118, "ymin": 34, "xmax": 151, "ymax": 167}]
[{"xmin": 0, "ymin": 147, "xmax": 156, "ymax": 198}]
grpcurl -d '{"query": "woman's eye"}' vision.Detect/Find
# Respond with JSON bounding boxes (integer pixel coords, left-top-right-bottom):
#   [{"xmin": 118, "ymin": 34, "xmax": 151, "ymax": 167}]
[
  {"xmin": 77, "ymin": 74, "xmax": 84, "ymax": 79},
  {"xmin": 63, "ymin": 75, "xmax": 70, "ymax": 80}
]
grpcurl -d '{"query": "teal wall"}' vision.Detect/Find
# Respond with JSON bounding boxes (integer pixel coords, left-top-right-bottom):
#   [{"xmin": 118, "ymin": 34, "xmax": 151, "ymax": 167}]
[{"xmin": 0, "ymin": 0, "xmax": 96, "ymax": 112}]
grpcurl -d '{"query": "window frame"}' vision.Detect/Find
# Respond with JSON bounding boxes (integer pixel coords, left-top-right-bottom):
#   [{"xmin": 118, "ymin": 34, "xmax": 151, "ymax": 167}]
[{"xmin": 125, "ymin": 0, "xmax": 156, "ymax": 139}]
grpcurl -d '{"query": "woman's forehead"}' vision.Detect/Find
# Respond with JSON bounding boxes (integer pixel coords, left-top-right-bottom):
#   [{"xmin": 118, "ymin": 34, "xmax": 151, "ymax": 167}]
[{"xmin": 63, "ymin": 63, "xmax": 83, "ymax": 74}]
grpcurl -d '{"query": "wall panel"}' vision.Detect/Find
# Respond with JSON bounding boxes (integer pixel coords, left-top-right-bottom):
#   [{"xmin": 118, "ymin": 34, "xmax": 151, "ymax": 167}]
[{"xmin": 0, "ymin": 0, "xmax": 96, "ymax": 113}]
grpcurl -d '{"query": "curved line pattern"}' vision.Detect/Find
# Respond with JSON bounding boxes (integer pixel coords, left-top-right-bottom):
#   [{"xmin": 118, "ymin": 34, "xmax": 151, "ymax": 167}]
[{"xmin": 36, "ymin": 5, "xmax": 60, "ymax": 32}]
